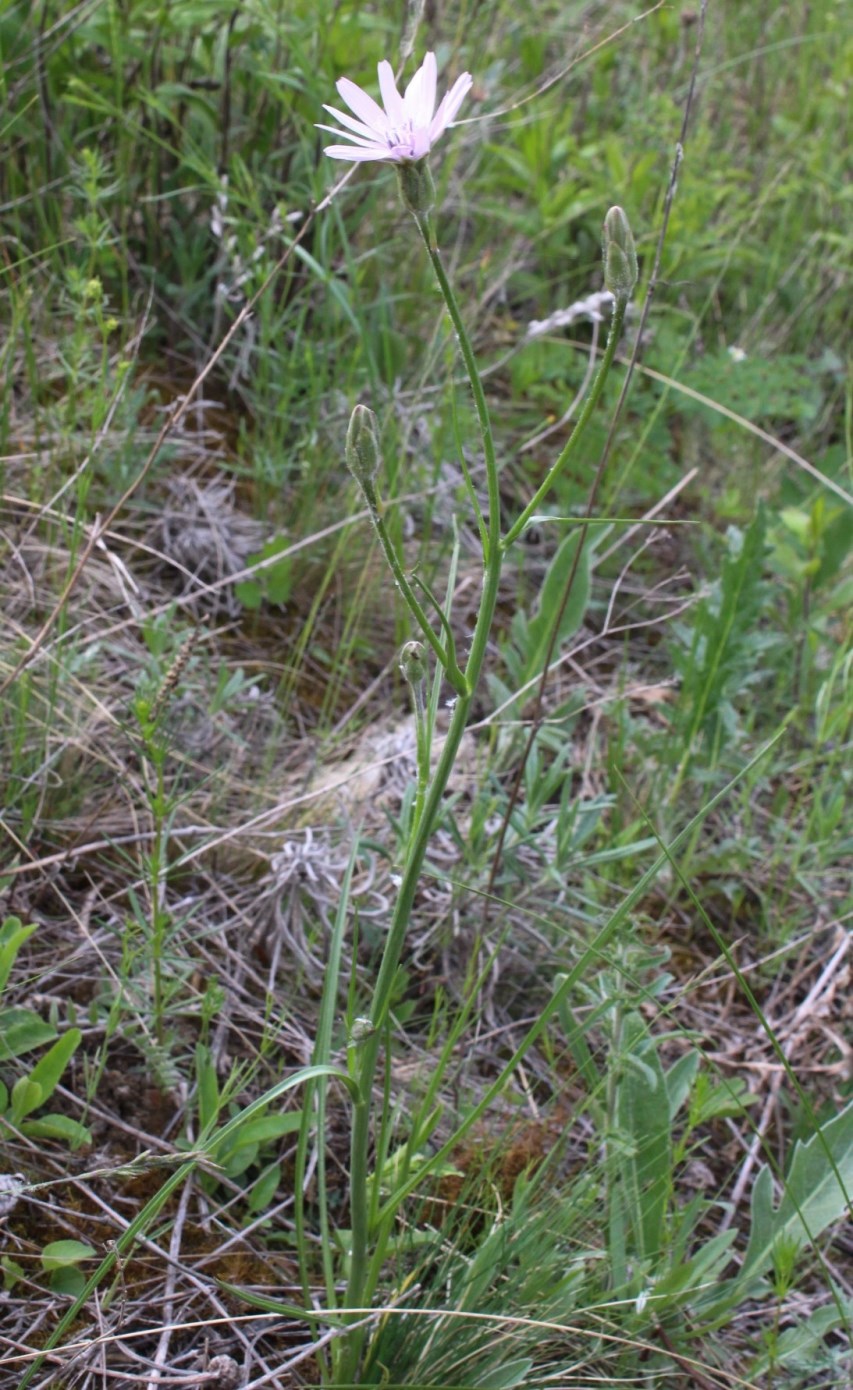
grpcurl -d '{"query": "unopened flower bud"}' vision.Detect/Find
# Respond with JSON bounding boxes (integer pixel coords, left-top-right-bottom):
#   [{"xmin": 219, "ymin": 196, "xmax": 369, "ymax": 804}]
[
  {"xmin": 399, "ymin": 640, "xmax": 428, "ymax": 688},
  {"xmin": 396, "ymin": 158, "xmax": 436, "ymax": 217},
  {"xmin": 346, "ymin": 404, "xmax": 381, "ymax": 492},
  {"xmin": 349, "ymin": 1017, "xmax": 376, "ymax": 1044},
  {"xmin": 602, "ymin": 205, "xmax": 638, "ymax": 301}
]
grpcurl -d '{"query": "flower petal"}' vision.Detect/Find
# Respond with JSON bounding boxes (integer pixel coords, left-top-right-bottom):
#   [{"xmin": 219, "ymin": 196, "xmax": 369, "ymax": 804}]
[
  {"xmin": 321, "ymin": 103, "xmax": 383, "ymax": 144},
  {"xmin": 408, "ymin": 127, "xmax": 433, "ymax": 160},
  {"xmin": 430, "ymin": 72, "xmax": 472, "ymax": 140},
  {"xmin": 404, "ymin": 51, "xmax": 437, "ymax": 128},
  {"xmin": 377, "ymin": 60, "xmax": 406, "ymax": 126},
  {"xmin": 323, "ymin": 143, "xmax": 398, "ymax": 162},
  {"xmin": 316, "ymin": 123, "xmax": 383, "ymax": 149},
  {"xmin": 335, "ymin": 77, "xmax": 388, "ymax": 134}
]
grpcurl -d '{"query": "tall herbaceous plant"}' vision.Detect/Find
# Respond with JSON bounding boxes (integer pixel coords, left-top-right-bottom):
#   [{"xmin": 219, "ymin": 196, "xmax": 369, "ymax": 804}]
[{"xmin": 319, "ymin": 51, "xmax": 635, "ymax": 1381}]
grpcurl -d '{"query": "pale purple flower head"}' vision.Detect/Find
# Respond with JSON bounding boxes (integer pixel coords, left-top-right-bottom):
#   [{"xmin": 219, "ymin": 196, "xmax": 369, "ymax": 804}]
[{"xmin": 318, "ymin": 52, "xmax": 472, "ymax": 164}]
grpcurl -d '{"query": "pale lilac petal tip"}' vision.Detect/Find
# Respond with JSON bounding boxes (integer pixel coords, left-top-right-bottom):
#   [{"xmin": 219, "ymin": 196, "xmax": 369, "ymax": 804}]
[
  {"xmin": 404, "ymin": 50, "xmax": 437, "ymax": 128},
  {"xmin": 321, "ymin": 104, "xmax": 382, "ymax": 143},
  {"xmin": 377, "ymin": 60, "xmax": 406, "ymax": 125},
  {"xmin": 442, "ymin": 72, "xmax": 473, "ymax": 127},
  {"xmin": 316, "ymin": 123, "xmax": 381, "ymax": 150},
  {"xmin": 324, "ymin": 144, "xmax": 396, "ymax": 162},
  {"xmin": 336, "ymin": 77, "xmax": 387, "ymax": 134}
]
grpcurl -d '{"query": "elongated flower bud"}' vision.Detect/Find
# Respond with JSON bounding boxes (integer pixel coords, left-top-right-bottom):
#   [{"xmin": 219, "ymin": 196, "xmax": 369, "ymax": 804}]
[
  {"xmin": 399, "ymin": 640, "xmax": 428, "ymax": 688},
  {"xmin": 346, "ymin": 404, "xmax": 382, "ymax": 492},
  {"xmin": 397, "ymin": 158, "xmax": 436, "ymax": 217},
  {"xmin": 602, "ymin": 205, "xmax": 638, "ymax": 301}
]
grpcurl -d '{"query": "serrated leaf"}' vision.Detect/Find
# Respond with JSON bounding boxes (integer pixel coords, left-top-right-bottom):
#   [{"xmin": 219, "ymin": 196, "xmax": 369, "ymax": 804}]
[{"xmin": 740, "ymin": 1100, "xmax": 853, "ymax": 1284}]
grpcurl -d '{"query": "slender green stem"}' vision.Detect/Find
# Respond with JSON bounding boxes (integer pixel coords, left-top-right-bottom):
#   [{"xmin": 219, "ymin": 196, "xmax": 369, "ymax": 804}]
[
  {"xmin": 414, "ymin": 212, "xmax": 502, "ymax": 561},
  {"xmin": 503, "ymin": 298, "xmax": 627, "ymax": 549},
  {"xmin": 147, "ymin": 745, "xmax": 168, "ymax": 1046},
  {"xmin": 411, "ymin": 677, "xmax": 429, "ymax": 831},
  {"xmin": 413, "ymin": 571, "xmax": 460, "ymax": 675},
  {"xmin": 340, "ymin": 208, "xmax": 506, "ymax": 1384},
  {"xmin": 365, "ymin": 488, "xmax": 467, "ymax": 695}
]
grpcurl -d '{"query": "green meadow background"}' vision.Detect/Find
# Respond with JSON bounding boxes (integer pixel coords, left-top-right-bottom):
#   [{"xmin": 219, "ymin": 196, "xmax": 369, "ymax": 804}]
[{"xmin": 0, "ymin": 2, "xmax": 850, "ymax": 1387}]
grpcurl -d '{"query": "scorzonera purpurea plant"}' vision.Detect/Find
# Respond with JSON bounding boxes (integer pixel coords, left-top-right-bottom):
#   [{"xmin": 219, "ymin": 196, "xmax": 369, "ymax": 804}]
[
  {"xmin": 319, "ymin": 49, "xmax": 636, "ymax": 1382},
  {"xmin": 13, "ymin": 33, "xmax": 853, "ymax": 1390}
]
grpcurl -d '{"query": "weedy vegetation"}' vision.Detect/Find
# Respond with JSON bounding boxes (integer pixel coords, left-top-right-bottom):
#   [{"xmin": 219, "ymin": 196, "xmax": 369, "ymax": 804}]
[{"xmin": 0, "ymin": 2, "xmax": 850, "ymax": 1389}]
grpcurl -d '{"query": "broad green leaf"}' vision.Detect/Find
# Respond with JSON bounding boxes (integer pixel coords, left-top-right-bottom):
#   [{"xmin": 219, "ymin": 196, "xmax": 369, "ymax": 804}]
[
  {"xmin": 23, "ymin": 1115, "xmax": 92, "ymax": 1146},
  {"xmin": 248, "ymin": 1164, "xmax": 281, "ymax": 1213},
  {"xmin": 49, "ymin": 1267, "xmax": 87, "ymax": 1298},
  {"xmin": 522, "ymin": 530, "xmax": 591, "ymax": 683},
  {"xmin": 616, "ymin": 1013, "xmax": 671, "ymax": 1262},
  {"xmin": 10, "ymin": 1077, "xmax": 42, "ymax": 1123},
  {"xmin": 749, "ymin": 1298, "xmax": 852, "ymax": 1379},
  {"xmin": 665, "ymin": 1051, "xmax": 700, "ymax": 1120},
  {"xmin": 225, "ymin": 1143, "xmax": 259, "ymax": 1178},
  {"xmin": 11, "ymin": 1029, "xmax": 81, "ymax": 1121},
  {"xmin": 473, "ymin": 1358, "xmax": 533, "ymax": 1389},
  {"xmin": 704, "ymin": 1100, "xmax": 853, "ymax": 1315},
  {"xmin": 2, "ymin": 1255, "xmax": 25, "ymax": 1290},
  {"xmin": 0, "ymin": 1007, "xmax": 56, "ymax": 1061},
  {"xmin": 41, "ymin": 1240, "xmax": 96, "ymax": 1271},
  {"xmin": 195, "ymin": 1044, "xmax": 220, "ymax": 1133},
  {"xmin": 226, "ymin": 1112, "xmax": 303, "ymax": 1148},
  {"xmin": 0, "ymin": 918, "xmax": 38, "ymax": 993}
]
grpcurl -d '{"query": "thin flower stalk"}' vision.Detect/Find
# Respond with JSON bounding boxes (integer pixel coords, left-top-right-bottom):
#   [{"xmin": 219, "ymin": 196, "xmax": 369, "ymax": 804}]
[
  {"xmin": 361, "ymin": 479, "xmax": 467, "ymax": 696},
  {"xmin": 412, "ymin": 212, "xmax": 502, "ymax": 567},
  {"xmin": 503, "ymin": 297, "xmax": 627, "ymax": 549}
]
